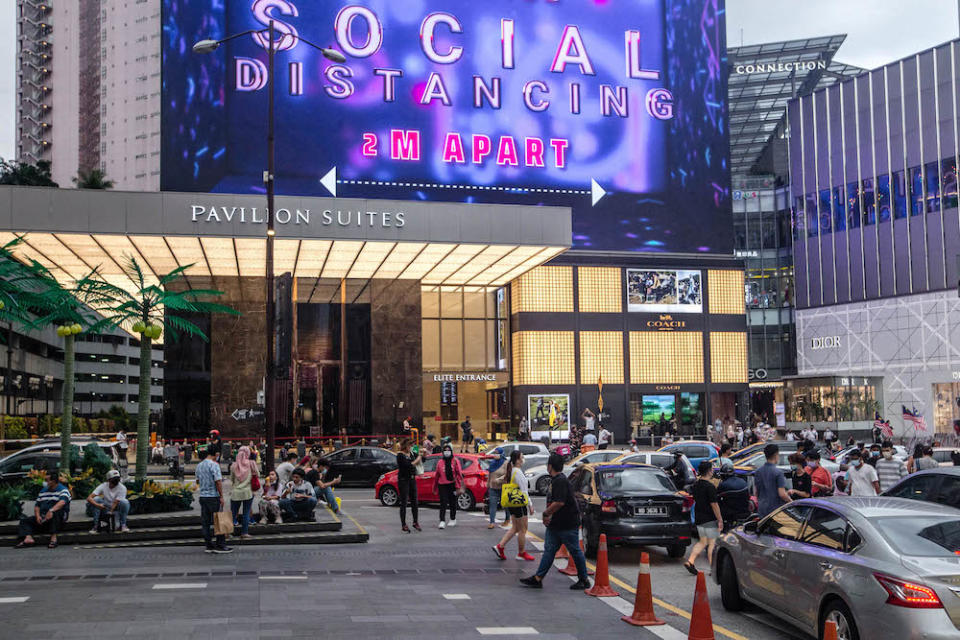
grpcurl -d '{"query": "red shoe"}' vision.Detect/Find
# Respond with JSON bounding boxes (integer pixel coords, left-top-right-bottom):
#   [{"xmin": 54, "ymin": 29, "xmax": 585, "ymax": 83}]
[
  {"xmin": 412, "ymin": 523, "xmax": 422, "ymax": 532},
  {"xmin": 492, "ymin": 544, "xmax": 506, "ymax": 560},
  {"xmin": 517, "ymin": 551, "xmax": 536, "ymax": 561}
]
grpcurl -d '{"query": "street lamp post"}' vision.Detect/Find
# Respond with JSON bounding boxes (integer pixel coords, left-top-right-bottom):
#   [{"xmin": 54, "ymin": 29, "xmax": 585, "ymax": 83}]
[{"xmin": 194, "ymin": 23, "xmax": 344, "ymax": 472}]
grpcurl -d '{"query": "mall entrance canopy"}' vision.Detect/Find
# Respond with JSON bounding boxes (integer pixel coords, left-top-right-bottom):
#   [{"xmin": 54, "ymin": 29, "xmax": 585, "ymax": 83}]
[{"xmin": 0, "ymin": 186, "xmax": 571, "ymax": 291}]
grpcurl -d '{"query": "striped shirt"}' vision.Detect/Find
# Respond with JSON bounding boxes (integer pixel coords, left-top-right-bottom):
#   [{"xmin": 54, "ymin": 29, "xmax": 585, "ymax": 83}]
[
  {"xmin": 875, "ymin": 457, "xmax": 908, "ymax": 492},
  {"xmin": 36, "ymin": 483, "xmax": 71, "ymax": 516}
]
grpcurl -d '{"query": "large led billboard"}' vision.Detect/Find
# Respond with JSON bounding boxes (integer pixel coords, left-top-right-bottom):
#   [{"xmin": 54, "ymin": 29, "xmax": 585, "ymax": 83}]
[{"xmin": 162, "ymin": 0, "xmax": 730, "ymax": 253}]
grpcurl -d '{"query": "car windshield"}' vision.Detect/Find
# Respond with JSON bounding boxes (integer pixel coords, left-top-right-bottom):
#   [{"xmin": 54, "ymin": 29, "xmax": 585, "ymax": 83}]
[
  {"xmin": 597, "ymin": 467, "xmax": 675, "ymax": 493},
  {"xmin": 873, "ymin": 517, "xmax": 960, "ymax": 557}
]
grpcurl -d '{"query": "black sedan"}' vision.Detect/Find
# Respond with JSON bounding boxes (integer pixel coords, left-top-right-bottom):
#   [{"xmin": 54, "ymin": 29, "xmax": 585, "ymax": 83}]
[
  {"xmin": 883, "ymin": 466, "xmax": 960, "ymax": 508},
  {"xmin": 321, "ymin": 446, "xmax": 397, "ymax": 487},
  {"xmin": 569, "ymin": 463, "xmax": 693, "ymax": 559}
]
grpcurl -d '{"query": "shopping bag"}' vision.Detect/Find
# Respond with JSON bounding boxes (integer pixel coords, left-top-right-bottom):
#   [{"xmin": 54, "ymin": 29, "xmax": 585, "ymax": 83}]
[
  {"xmin": 251, "ymin": 474, "xmax": 261, "ymax": 492},
  {"xmin": 500, "ymin": 483, "xmax": 529, "ymax": 508},
  {"xmin": 214, "ymin": 510, "xmax": 234, "ymax": 536}
]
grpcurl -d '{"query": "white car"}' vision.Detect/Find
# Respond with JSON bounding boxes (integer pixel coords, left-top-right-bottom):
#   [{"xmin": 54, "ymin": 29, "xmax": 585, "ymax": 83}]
[
  {"xmin": 525, "ymin": 449, "xmax": 624, "ymax": 495},
  {"xmin": 493, "ymin": 442, "xmax": 551, "ymax": 470}
]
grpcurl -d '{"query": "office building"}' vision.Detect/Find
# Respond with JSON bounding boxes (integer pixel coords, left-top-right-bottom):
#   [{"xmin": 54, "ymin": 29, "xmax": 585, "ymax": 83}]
[{"xmin": 15, "ymin": 0, "xmax": 161, "ymax": 190}]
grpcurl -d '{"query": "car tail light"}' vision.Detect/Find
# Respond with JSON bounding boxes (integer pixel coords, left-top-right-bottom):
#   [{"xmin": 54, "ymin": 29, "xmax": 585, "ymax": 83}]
[
  {"xmin": 874, "ymin": 573, "xmax": 943, "ymax": 609},
  {"xmin": 601, "ymin": 500, "xmax": 617, "ymax": 513},
  {"xmin": 681, "ymin": 495, "xmax": 694, "ymax": 512}
]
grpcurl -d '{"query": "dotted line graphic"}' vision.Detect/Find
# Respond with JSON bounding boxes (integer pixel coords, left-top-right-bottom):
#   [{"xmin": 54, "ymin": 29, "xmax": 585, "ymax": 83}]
[{"xmin": 337, "ymin": 179, "xmax": 590, "ymax": 196}]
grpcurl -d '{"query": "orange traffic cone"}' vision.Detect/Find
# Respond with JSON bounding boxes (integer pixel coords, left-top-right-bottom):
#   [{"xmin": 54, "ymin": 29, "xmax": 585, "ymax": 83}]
[
  {"xmin": 621, "ymin": 552, "xmax": 664, "ymax": 626},
  {"xmin": 559, "ymin": 539, "xmax": 593, "ymax": 576},
  {"xmin": 687, "ymin": 571, "xmax": 715, "ymax": 640},
  {"xmin": 584, "ymin": 534, "xmax": 619, "ymax": 597},
  {"xmin": 557, "ymin": 543, "xmax": 569, "ymax": 559},
  {"xmin": 822, "ymin": 620, "xmax": 838, "ymax": 640}
]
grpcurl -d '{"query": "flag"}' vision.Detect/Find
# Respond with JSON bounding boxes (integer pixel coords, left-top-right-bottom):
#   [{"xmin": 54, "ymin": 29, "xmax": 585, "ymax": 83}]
[
  {"xmin": 597, "ymin": 374, "xmax": 604, "ymax": 413},
  {"xmin": 902, "ymin": 406, "xmax": 928, "ymax": 433},
  {"xmin": 874, "ymin": 413, "xmax": 893, "ymax": 439}
]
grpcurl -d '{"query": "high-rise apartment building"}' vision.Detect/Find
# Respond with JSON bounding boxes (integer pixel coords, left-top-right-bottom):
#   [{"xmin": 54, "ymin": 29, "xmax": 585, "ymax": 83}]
[{"xmin": 15, "ymin": 0, "xmax": 161, "ymax": 190}]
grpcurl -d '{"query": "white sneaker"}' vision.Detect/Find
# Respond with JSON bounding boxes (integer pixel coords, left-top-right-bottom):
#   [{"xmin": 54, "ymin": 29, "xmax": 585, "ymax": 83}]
[
  {"xmin": 438, "ymin": 521, "xmax": 446, "ymax": 529},
  {"xmin": 448, "ymin": 519, "xmax": 457, "ymax": 527},
  {"xmin": 89, "ymin": 528, "xmax": 98, "ymax": 534},
  {"xmin": 119, "ymin": 526, "xmax": 130, "ymax": 533}
]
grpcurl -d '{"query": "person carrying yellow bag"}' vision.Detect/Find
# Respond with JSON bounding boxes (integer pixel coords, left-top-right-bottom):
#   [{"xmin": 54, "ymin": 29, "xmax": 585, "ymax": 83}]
[{"xmin": 493, "ymin": 450, "xmax": 535, "ymax": 562}]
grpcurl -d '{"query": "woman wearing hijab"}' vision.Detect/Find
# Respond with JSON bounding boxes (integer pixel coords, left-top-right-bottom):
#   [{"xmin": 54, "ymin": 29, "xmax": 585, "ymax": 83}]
[
  {"xmin": 230, "ymin": 445, "xmax": 260, "ymax": 538},
  {"xmin": 431, "ymin": 443, "xmax": 463, "ymax": 529}
]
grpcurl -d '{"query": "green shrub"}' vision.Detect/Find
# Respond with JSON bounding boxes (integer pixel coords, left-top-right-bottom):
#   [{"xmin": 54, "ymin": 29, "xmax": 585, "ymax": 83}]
[
  {"xmin": 2, "ymin": 417, "xmax": 28, "ymax": 440},
  {"xmin": 82, "ymin": 443, "xmax": 113, "ymax": 481},
  {"xmin": 126, "ymin": 479, "xmax": 195, "ymax": 515},
  {"xmin": 0, "ymin": 484, "xmax": 28, "ymax": 520}
]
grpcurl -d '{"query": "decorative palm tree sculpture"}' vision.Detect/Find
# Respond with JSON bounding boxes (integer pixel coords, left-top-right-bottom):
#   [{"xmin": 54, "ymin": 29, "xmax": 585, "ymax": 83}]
[{"xmin": 80, "ymin": 257, "xmax": 237, "ymax": 481}]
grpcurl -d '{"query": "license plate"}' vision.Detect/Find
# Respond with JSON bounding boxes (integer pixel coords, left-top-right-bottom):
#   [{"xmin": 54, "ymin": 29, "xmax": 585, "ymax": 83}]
[{"xmin": 635, "ymin": 506, "xmax": 667, "ymax": 516}]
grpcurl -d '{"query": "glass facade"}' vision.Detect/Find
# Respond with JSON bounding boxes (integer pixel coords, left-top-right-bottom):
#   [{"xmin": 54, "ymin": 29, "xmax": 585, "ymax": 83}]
[
  {"xmin": 783, "ymin": 376, "xmax": 882, "ymax": 424},
  {"xmin": 733, "ymin": 184, "xmax": 798, "ymax": 389}
]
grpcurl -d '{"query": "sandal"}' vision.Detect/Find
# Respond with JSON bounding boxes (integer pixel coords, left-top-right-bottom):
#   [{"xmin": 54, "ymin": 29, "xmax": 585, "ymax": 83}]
[
  {"xmin": 47, "ymin": 541, "xmax": 58, "ymax": 549},
  {"xmin": 13, "ymin": 541, "xmax": 34, "ymax": 549},
  {"xmin": 683, "ymin": 562, "xmax": 697, "ymax": 576}
]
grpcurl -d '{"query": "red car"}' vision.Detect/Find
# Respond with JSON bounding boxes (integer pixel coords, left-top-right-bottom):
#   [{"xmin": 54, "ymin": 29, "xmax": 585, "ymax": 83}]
[{"xmin": 375, "ymin": 453, "xmax": 489, "ymax": 511}]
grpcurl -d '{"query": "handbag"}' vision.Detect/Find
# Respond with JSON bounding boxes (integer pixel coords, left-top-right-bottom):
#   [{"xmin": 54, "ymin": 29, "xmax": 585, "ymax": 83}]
[
  {"xmin": 214, "ymin": 510, "xmax": 234, "ymax": 536},
  {"xmin": 251, "ymin": 473, "xmax": 261, "ymax": 492},
  {"xmin": 501, "ymin": 483, "xmax": 529, "ymax": 508}
]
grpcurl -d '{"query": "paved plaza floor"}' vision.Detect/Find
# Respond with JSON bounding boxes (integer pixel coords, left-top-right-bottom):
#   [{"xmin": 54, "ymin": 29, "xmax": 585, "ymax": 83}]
[{"xmin": 0, "ymin": 488, "xmax": 802, "ymax": 640}]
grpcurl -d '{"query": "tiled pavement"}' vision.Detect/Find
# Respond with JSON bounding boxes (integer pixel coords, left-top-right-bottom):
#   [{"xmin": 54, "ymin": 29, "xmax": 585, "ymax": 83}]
[{"xmin": 0, "ymin": 490, "xmax": 669, "ymax": 640}]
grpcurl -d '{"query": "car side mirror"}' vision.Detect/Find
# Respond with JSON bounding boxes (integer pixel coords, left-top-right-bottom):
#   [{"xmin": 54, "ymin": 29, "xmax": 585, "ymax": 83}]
[{"xmin": 743, "ymin": 520, "xmax": 759, "ymax": 534}]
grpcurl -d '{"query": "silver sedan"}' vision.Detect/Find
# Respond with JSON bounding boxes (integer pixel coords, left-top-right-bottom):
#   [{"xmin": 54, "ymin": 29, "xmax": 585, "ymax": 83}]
[{"xmin": 714, "ymin": 497, "xmax": 960, "ymax": 640}]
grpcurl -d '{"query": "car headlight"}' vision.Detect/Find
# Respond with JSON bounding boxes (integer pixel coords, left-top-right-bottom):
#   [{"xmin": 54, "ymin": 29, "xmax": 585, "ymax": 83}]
[{"xmin": 525, "ymin": 471, "xmax": 536, "ymax": 478}]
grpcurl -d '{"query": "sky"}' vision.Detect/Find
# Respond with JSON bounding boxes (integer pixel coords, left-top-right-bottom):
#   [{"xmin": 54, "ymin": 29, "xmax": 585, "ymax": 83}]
[{"xmin": 0, "ymin": 1, "xmax": 957, "ymax": 161}]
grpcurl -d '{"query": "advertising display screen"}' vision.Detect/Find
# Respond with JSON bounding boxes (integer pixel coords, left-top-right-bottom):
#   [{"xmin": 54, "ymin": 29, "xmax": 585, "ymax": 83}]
[
  {"xmin": 528, "ymin": 394, "xmax": 569, "ymax": 440},
  {"xmin": 641, "ymin": 395, "xmax": 675, "ymax": 422},
  {"xmin": 162, "ymin": 0, "xmax": 730, "ymax": 253},
  {"xmin": 626, "ymin": 269, "xmax": 702, "ymax": 313}
]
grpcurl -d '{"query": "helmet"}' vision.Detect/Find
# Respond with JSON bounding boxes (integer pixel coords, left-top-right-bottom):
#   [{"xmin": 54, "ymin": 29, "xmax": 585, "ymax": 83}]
[
  {"xmin": 717, "ymin": 462, "xmax": 736, "ymax": 479},
  {"xmin": 209, "ymin": 429, "xmax": 220, "ymax": 437}
]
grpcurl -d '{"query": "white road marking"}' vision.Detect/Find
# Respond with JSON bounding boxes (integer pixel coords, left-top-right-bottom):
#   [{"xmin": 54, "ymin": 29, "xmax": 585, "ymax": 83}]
[
  {"xmin": 477, "ymin": 627, "xmax": 538, "ymax": 635},
  {"xmin": 152, "ymin": 583, "xmax": 207, "ymax": 590},
  {"xmin": 0, "ymin": 597, "xmax": 29, "ymax": 603},
  {"xmin": 259, "ymin": 575, "xmax": 308, "ymax": 580},
  {"xmin": 527, "ymin": 539, "xmax": 689, "ymax": 640},
  {"xmin": 443, "ymin": 593, "xmax": 471, "ymax": 600}
]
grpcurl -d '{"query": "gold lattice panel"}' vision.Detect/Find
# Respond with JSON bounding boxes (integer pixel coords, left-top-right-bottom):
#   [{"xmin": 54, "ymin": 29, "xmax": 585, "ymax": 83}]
[
  {"xmin": 511, "ymin": 266, "xmax": 574, "ymax": 313},
  {"xmin": 710, "ymin": 332, "xmax": 748, "ymax": 383},
  {"xmin": 708, "ymin": 270, "xmax": 746, "ymax": 315},
  {"xmin": 512, "ymin": 331, "xmax": 576, "ymax": 385},
  {"xmin": 629, "ymin": 332, "xmax": 704, "ymax": 384},
  {"xmin": 579, "ymin": 331, "xmax": 624, "ymax": 384},
  {"xmin": 577, "ymin": 267, "xmax": 622, "ymax": 313}
]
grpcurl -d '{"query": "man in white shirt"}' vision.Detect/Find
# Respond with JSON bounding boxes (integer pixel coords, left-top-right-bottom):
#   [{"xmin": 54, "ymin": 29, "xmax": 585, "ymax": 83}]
[
  {"xmin": 276, "ymin": 452, "xmax": 298, "ymax": 485},
  {"xmin": 598, "ymin": 427, "xmax": 612, "ymax": 450},
  {"xmin": 786, "ymin": 431, "xmax": 796, "ymax": 442},
  {"xmin": 582, "ymin": 408, "xmax": 596, "ymax": 432},
  {"xmin": 823, "ymin": 428, "xmax": 835, "ymax": 445},
  {"xmin": 807, "ymin": 427, "xmax": 818, "ymax": 442},
  {"xmin": 87, "ymin": 470, "xmax": 130, "ymax": 532},
  {"xmin": 845, "ymin": 450, "xmax": 880, "ymax": 496}
]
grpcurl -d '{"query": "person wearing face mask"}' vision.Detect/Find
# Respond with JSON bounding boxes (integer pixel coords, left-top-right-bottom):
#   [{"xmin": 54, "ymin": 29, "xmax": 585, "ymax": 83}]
[
  {"xmin": 865, "ymin": 443, "xmax": 881, "ymax": 468},
  {"xmin": 804, "ymin": 450, "xmax": 833, "ymax": 496},
  {"xmin": 844, "ymin": 450, "xmax": 880, "ymax": 496},
  {"xmin": 874, "ymin": 441, "xmax": 908, "ymax": 492},
  {"xmin": 431, "ymin": 444, "xmax": 464, "ymax": 529},
  {"xmin": 787, "ymin": 453, "xmax": 812, "ymax": 499}
]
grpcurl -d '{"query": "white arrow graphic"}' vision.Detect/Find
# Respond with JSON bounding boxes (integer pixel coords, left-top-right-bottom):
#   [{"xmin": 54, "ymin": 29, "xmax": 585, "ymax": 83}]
[
  {"xmin": 591, "ymin": 179, "xmax": 607, "ymax": 206},
  {"xmin": 321, "ymin": 166, "xmax": 337, "ymax": 196}
]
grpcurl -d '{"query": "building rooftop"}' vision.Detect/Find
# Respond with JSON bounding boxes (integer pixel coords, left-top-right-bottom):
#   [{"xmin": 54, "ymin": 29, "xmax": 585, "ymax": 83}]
[{"xmin": 728, "ymin": 35, "xmax": 865, "ymax": 177}]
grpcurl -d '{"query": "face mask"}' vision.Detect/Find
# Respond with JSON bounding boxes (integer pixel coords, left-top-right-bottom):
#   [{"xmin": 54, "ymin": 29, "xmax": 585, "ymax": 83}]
[
  {"xmin": 791, "ymin": 465, "xmax": 800, "ymax": 471},
  {"xmin": 443, "ymin": 451, "xmax": 452, "ymax": 458},
  {"xmin": 871, "ymin": 451, "xmax": 879, "ymax": 457},
  {"xmin": 852, "ymin": 460, "xmax": 862, "ymax": 468},
  {"xmin": 807, "ymin": 461, "xmax": 818, "ymax": 468}
]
